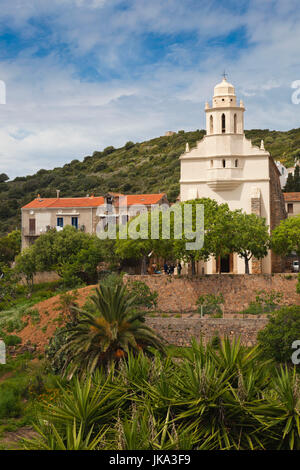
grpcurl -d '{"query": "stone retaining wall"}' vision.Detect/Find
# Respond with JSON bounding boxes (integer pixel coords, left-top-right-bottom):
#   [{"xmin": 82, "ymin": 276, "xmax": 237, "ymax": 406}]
[
  {"xmin": 125, "ymin": 274, "xmax": 299, "ymax": 313},
  {"xmin": 145, "ymin": 317, "xmax": 268, "ymax": 347}
]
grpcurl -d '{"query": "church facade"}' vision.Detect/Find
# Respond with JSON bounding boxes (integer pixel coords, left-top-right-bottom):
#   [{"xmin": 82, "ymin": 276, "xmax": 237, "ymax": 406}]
[{"xmin": 180, "ymin": 77, "xmax": 286, "ymax": 274}]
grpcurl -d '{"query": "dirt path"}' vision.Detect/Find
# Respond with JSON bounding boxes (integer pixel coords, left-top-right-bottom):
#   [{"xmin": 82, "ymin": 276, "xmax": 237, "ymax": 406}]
[{"xmin": 0, "ymin": 426, "xmax": 38, "ymax": 450}]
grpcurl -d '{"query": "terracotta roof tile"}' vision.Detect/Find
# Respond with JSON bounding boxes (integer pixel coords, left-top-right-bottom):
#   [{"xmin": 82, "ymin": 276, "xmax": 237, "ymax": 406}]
[
  {"xmin": 119, "ymin": 193, "xmax": 166, "ymax": 206},
  {"xmin": 22, "ymin": 196, "xmax": 105, "ymax": 209},
  {"xmin": 283, "ymin": 192, "xmax": 300, "ymax": 202},
  {"xmin": 22, "ymin": 193, "xmax": 167, "ymax": 209}
]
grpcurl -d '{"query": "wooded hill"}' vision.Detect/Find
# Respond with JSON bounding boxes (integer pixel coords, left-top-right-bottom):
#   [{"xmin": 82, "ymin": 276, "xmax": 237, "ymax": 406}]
[{"xmin": 1, "ymin": 127, "xmax": 300, "ymax": 235}]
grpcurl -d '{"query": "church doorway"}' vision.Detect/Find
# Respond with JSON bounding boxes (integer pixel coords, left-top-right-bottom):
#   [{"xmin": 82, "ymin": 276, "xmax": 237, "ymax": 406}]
[
  {"xmin": 220, "ymin": 255, "xmax": 230, "ymax": 273},
  {"xmin": 216, "ymin": 254, "xmax": 233, "ymax": 273}
]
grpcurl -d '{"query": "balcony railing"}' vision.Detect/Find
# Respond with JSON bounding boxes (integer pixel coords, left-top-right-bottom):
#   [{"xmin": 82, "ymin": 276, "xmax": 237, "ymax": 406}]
[{"xmin": 207, "ymin": 167, "xmax": 243, "ymax": 191}]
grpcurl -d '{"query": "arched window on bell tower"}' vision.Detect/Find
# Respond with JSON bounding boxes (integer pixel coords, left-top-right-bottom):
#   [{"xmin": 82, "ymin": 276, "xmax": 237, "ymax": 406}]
[
  {"xmin": 234, "ymin": 114, "xmax": 237, "ymax": 133},
  {"xmin": 222, "ymin": 113, "xmax": 226, "ymax": 134},
  {"xmin": 210, "ymin": 115, "xmax": 213, "ymax": 134}
]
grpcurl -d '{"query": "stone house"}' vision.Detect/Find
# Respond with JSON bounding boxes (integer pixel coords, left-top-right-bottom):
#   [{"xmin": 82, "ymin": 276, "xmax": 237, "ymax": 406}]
[
  {"xmin": 21, "ymin": 192, "xmax": 168, "ymax": 250},
  {"xmin": 283, "ymin": 192, "xmax": 300, "ymax": 217}
]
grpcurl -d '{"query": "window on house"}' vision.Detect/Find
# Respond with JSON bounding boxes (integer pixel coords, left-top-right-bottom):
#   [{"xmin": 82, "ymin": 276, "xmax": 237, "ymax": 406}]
[
  {"xmin": 222, "ymin": 113, "xmax": 226, "ymax": 133},
  {"xmin": 288, "ymin": 203, "xmax": 294, "ymax": 214},
  {"xmin": 57, "ymin": 217, "xmax": 64, "ymax": 228},
  {"xmin": 29, "ymin": 218, "xmax": 36, "ymax": 235},
  {"xmin": 235, "ymin": 159, "xmax": 238, "ymax": 168},
  {"xmin": 210, "ymin": 160, "xmax": 214, "ymax": 167},
  {"xmin": 222, "ymin": 159, "xmax": 226, "ymax": 168},
  {"xmin": 210, "ymin": 115, "xmax": 213, "ymax": 134},
  {"xmin": 234, "ymin": 114, "xmax": 237, "ymax": 133},
  {"xmin": 71, "ymin": 217, "xmax": 78, "ymax": 229}
]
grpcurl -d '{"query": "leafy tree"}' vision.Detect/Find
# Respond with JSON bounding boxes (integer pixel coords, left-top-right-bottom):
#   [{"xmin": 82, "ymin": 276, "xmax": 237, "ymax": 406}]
[
  {"xmin": 284, "ymin": 172, "xmax": 295, "ymax": 192},
  {"xmin": 16, "ymin": 226, "xmax": 104, "ymax": 286},
  {"xmin": 115, "ymin": 208, "xmax": 175, "ymax": 274},
  {"xmin": 295, "ymin": 165, "xmax": 300, "ymax": 191},
  {"xmin": 54, "ymin": 291, "xmax": 79, "ymax": 323},
  {"xmin": 15, "ymin": 248, "xmax": 37, "ymax": 289},
  {"xmin": 283, "ymin": 165, "xmax": 300, "ymax": 192},
  {"xmin": 0, "ymin": 230, "xmax": 21, "ymax": 264},
  {"xmin": 0, "ymin": 263, "xmax": 21, "ymax": 308},
  {"xmin": 174, "ymin": 199, "xmax": 240, "ymax": 275},
  {"xmin": 232, "ymin": 212, "xmax": 270, "ymax": 274},
  {"xmin": 125, "ymin": 141, "xmax": 135, "ymax": 150},
  {"xmin": 271, "ymin": 216, "xmax": 300, "ymax": 264},
  {"xmin": 0, "ymin": 173, "xmax": 9, "ymax": 183},
  {"xmin": 257, "ymin": 305, "xmax": 300, "ymax": 362},
  {"xmin": 205, "ymin": 205, "xmax": 237, "ymax": 274},
  {"xmin": 173, "ymin": 198, "xmax": 216, "ymax": 275}
]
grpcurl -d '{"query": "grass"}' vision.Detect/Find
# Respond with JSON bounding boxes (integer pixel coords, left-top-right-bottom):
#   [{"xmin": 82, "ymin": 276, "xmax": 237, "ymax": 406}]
[
  {"xmin": 0, "ymin": 280, "xmax": 79, "ymax": 336},
  {"xmin": 0, "ymin": 353, "xmax": 65, "ymax": 449}
]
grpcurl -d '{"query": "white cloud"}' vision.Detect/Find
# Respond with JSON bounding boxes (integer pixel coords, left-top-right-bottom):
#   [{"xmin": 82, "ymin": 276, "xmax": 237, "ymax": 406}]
[{"xmin": 0, "ymin": 0, "xmax": 299, "ymax": 178}]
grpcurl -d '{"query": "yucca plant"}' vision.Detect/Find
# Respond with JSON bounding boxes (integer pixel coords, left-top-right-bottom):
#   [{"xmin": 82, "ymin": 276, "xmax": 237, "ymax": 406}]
[
  {"xmin": 115, "ymin": 404, "xmax": 199, "ymax": 450},
  {"xmin": 263, "ymin": 366, "xmax": 300, "ymax": 450},
  {"xmin": 57, "ymin": 283, "xmax": 165, "ymax": 377},
  {"xmin": 39, "ymin": 375, "xmax": 126, "ymax": 437},
  {"xmin": 26, "ymin": 338, "xmax": 300, "ymax": 451},
  {"xmin": 165, "ymin": 339, "xmax": 274, "ymax": 450},
  {"xmin": 23, "ymin": 418, "xmax": 107, "ymax": 450}
]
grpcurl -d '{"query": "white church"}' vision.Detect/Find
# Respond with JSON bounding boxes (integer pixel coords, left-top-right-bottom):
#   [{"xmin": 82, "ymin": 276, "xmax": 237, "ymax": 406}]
[{"xmin": 179, "ymin": 77, "xmax": 286, "ymax": 274}]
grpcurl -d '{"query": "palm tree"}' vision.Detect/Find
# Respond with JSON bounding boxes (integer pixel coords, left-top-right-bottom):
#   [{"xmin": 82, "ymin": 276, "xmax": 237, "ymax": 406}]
[{"xmin": 58, "ymin": 283, "xmax": 165, "ymax": 377}]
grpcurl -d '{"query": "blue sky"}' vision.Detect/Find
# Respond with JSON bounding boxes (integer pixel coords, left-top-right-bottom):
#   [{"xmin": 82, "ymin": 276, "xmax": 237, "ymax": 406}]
[{"xmin": 0, "ymin": 0, "xmax": 299, "ymax": 177}]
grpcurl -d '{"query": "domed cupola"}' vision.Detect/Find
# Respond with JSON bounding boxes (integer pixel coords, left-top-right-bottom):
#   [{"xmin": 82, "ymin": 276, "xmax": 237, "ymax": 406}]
[
  {"xmin": 214, "ymin": 77, "xmax": 236, "ymax": 98},
  {"xmin": 205, "ymin": 76, "xmax": 245, "ymax": 135}
]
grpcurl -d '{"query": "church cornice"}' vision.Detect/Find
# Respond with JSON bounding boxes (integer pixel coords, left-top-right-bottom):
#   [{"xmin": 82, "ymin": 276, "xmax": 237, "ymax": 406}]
[
  {"xmin": 205, "ymin": 106, "xmax": 245, "ymax": 112},
  {"xmin": 180, "ymin": 153, "xmax": 270, "ymax": 161},
  {"xmin": 180, "ymin": 178, "xmax": 270, "ymax": 184}
]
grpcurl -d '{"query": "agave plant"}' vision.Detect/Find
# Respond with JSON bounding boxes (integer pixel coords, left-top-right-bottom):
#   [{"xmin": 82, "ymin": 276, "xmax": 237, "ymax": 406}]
[{"xmin": 57, "ymin": 283, "xmax": 165, "ymax": 377}]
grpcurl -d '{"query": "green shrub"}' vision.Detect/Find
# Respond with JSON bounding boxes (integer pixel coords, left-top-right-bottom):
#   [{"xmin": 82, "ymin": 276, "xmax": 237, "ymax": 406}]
[
  {"xmin": 126, "ymin": 279, "xmax": 158, "ymax": 309},
  {"xmin": 4, "ymin": 335, "xmax": 22, "ymax": 346},
  {"xmin": 240, "ymin": 289, "xmax": 283, "ymax": 315},
  {"xmin": 196, "ymin": 293, "xmax": 224, "ymax": 317},
  {"xmin": 0, "ymin": 388, "xmax": 22, "ymax": 418},
  {"xmin": 257, "ymin": 305, "xmax": 300, "ymax": 362}
]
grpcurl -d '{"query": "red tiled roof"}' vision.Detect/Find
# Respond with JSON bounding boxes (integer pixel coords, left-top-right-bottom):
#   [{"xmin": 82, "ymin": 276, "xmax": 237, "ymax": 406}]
[
  {"xmin": 22, "ymin": 196, "xmax": 105, "ymax": 209},
  {"xmin": 283, "ymin": 192, "xmax": 300, "ymax": 202},
  {"xmin": 22, "ymin": 193, "xmax": 167, "ymax": 209},
  {"xmin": 118, "ymin": 194, "xmax": 166, "ymax": 206}
]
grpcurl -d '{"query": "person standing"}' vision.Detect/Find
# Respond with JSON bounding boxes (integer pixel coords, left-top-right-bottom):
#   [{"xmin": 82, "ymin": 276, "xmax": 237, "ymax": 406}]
[{"xmin": 177, "ymin": 262, "xmax": 182, "ymax": 276}]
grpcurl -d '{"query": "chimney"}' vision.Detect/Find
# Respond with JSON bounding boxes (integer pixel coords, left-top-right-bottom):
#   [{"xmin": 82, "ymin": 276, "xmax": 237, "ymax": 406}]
[{"xmin": 56, "ymin": 189, "xmax": 60, "ymax": 198}]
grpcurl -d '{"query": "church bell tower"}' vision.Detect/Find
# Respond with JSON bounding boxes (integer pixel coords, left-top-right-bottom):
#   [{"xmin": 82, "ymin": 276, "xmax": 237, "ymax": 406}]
[{"xmin": 205, "ymin": 76, "xmax": 245, "ymax": 136}]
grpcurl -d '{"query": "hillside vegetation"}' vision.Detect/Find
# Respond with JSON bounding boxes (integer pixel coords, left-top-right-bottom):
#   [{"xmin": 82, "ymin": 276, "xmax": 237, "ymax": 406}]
[{"xmin": 1, "ymin": 127, "xmax": 300, "ymax": 235}]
